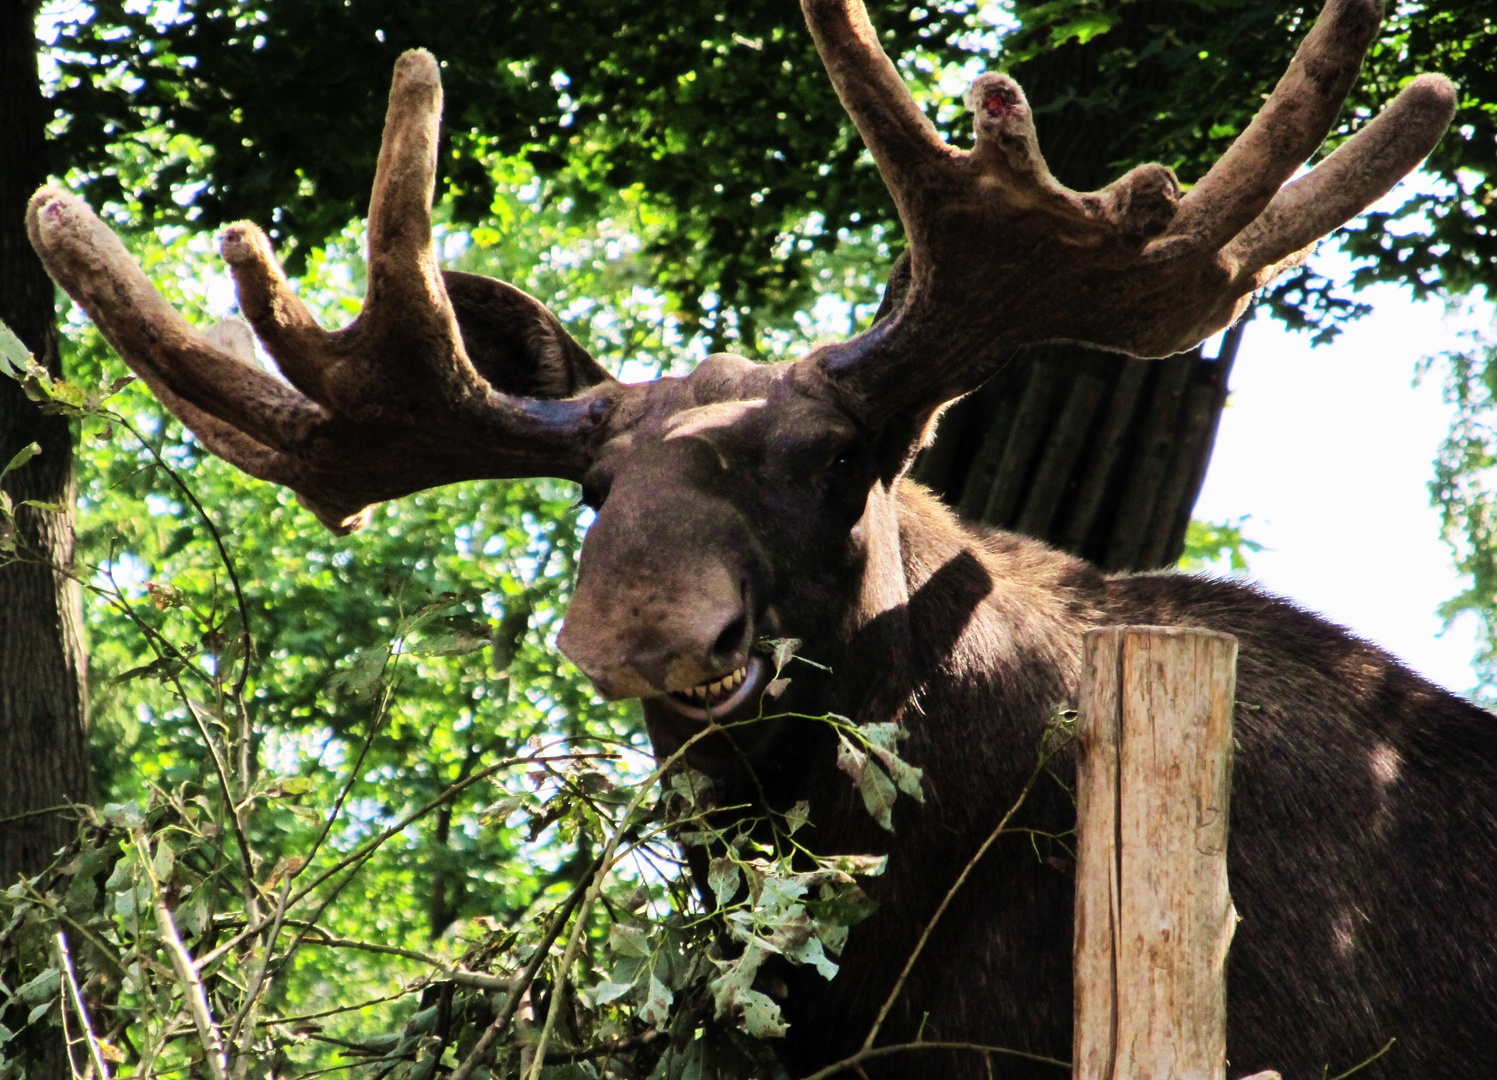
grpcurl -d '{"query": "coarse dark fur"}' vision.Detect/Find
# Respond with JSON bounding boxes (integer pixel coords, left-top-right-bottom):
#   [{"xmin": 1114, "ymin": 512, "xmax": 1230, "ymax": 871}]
[
  {"xmin": 551, "ymin": 351, "xmax": 1497, "ymax": 1080},
  {"xmin": 785, "ymin": 488, "xmax": 1497, "ymax": 1079}
]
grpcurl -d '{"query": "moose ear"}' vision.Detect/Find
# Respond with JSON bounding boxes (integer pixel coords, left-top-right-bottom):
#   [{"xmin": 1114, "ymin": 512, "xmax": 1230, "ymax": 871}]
[{"xmin": 443, "ymin": 270, "xmax": 615, "ymax": 398}]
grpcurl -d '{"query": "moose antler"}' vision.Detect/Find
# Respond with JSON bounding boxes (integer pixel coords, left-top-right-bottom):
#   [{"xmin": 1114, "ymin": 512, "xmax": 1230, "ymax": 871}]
[
  {"xmin": 800, "ymin": 0, "xmax": 1457, "ymax": 424},
  {"xmin": 27, "ymin": 51, "xmax": 616, "ymax": 534}
]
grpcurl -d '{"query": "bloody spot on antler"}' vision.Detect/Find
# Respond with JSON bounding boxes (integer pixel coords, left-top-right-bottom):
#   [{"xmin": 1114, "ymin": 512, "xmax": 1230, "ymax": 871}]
[{"xmin": 983, "ymin": 85, "xmax": 1018, "ymax": 116}]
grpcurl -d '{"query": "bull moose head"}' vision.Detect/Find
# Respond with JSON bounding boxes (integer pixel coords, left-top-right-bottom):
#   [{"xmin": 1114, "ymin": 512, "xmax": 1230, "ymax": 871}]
[{"xmin": 27, "ymin": 0, "xmax": 1453, "ymax": 737}]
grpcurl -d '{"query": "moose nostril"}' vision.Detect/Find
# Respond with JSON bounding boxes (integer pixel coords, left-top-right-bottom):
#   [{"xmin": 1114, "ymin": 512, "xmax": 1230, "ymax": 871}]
[{"xmin": 712, "ymin": 612, "xmax": 748, "ymax": 662}]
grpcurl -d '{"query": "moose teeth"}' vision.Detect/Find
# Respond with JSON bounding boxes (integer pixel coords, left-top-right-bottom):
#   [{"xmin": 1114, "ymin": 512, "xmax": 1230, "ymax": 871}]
[{"xmin": 684, "ymin": 665, "xmax": 748, "ymax": 705}]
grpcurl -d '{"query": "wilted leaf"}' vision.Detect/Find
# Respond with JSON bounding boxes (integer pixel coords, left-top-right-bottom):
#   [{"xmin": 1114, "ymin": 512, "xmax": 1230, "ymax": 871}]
[
  {"xmin": 824, "ymin": 854, "xmax": 887, "ymax": 878},
  {"xmin": 101, "ymin": 803, "xmax": 145, "ymax": 829},
  {"xmin": 784, "ymin": 932, "xmax": 839, "ymax": 981},
  {"xmin": 836, "ymin": 735, "xmax": 898, "ymax": 831},
  {"xmin": 640, "ymin": 972, "xmax": 672, "ymax": 1027},
  {"xmin": 783, "ymin": 800, "xmax": 811, "ymax": 835},
  {"xmin": 708, "ymin": 856, "xmax": 741, "ymax": 907},
  {"xmin": 860, "ymin": 722, "xmax": 925, "ymax": 802},
  {"xmin": 145, "ymin": 581, "xmax": 185, "ymax": 610},
  {"xmin": 769, "ymin": 638, "xmax": 801, "ymax": 673},
  {"xmin": 709, "ymin": 940, "xmax": 787, "ymax": 1037},
  {"xmin": 480, "ymin": 794, "xmax": 524, "ymax": 825},
  {"xmin": 737, "ymin": 987, "xmax": 789, "ymax": 1038}
]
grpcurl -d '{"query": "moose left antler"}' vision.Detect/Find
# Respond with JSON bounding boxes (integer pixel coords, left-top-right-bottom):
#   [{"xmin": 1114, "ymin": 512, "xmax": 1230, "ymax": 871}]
[
  {"xmin": 799, "ymin": 0, "xmax": 1455, "ymax": 423},
  {"xmin": 27, "ymin": 0, "xmax": 1454, "ymax": 524}
]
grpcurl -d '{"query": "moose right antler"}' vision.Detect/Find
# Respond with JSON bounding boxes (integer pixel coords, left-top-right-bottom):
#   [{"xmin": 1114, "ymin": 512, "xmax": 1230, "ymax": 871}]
[
  {"xmin": 798, "ymin": 0, "xmax": 1456, "ymax": 425},
  {"xmin": 28, "ymin": 51, "xmax": 620, "ymax": 535},
  {"xmin": 26, "ymin": 0, "xmax": 1454, "ymax": 528}
]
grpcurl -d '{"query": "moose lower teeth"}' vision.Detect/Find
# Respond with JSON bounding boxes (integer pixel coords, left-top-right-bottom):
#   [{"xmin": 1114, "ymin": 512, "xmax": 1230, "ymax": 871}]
[{"xmin": 683, "ymin": 665, "xmax": 748, "ymax": 706}]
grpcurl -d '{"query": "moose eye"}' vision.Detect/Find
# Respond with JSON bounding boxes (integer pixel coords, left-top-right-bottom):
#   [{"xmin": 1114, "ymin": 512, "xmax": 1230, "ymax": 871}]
[{"xmin": 821, "ymin": 443, "xmax": 866, "ymax": 488}]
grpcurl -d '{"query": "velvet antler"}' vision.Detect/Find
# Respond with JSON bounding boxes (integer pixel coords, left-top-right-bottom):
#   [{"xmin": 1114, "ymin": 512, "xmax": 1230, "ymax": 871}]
[
  {"xmin": 799, "ymin": 0, "xmax": 1457, "ymax": 425},
  {"xmin": 27, "ymin": 51, "xmax": 616, "ymax": 533}
]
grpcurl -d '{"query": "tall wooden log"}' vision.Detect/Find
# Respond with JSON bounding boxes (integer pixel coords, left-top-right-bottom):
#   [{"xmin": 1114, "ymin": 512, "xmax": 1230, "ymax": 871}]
[{"xmin": 1073, "ymin": 626, "xmax": 1267, "ymax": 1080}]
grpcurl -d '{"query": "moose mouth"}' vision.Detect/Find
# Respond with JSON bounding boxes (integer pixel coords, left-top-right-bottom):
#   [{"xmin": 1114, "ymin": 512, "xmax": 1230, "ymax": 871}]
[{"xmin": 659, "ymin": 656, "xmax": 768, "ymax": 721}]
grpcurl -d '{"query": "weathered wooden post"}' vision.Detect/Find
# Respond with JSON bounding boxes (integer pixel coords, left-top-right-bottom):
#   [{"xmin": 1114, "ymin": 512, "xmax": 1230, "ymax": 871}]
[{"xmin": 1073, "ymin": 626, "xmax": 1278, "ymax": 1080}]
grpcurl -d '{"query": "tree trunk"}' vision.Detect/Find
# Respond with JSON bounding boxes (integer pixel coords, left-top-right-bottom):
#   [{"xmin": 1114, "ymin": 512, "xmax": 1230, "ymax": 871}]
[
  {"xmin": 1, "ymin": 9, "xmax": 91, "ymax": 1071},
  {"xmin": 0, "ymin": 0, "xmax": 91, "ymax": 887},
  {"xmin": 917, "ymin": 1, "xmax": 1242, "ymax": 570}
]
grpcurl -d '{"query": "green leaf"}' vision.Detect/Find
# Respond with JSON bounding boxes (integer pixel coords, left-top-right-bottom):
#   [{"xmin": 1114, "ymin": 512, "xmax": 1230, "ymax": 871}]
[
  {"xmin": 101, "ymin": 802, "xmax": 145, "ymax": 829},
  {"xmin": 15, "ymin": 968, "xmax": 59, "ymax": 1006},
  {"xmin": 0, "ymin": 322, "xmax": 31, "ymax": 379},
  {"xmin": 593, "ymin": 978, "xmax": 634, "ymax": 1005},
  {"xmin": 608, "ymin": 923, "xmax": 651, "ymax": 958},
  {"xmin": 0, "ymin": 443, "xmax": 41, "ymax": 482}
]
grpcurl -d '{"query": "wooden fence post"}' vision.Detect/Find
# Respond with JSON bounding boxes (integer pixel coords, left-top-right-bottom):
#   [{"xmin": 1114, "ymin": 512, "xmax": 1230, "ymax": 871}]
[{"xmin": 1073, "ymin": 626, "xmax": 1271, "ymax": 1080}]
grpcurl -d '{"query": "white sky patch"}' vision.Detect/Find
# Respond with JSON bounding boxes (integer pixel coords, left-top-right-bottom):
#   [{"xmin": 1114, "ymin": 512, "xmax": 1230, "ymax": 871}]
[{"xmin": 1195, "ymin": 243, "xmax": 1491, "ymax": 697}]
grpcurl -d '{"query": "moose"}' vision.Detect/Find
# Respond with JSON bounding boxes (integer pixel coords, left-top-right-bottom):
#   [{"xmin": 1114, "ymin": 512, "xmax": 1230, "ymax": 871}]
[{"xmin": 26, "ymin": 0, "xmax": 1490, "ymax": 1075}]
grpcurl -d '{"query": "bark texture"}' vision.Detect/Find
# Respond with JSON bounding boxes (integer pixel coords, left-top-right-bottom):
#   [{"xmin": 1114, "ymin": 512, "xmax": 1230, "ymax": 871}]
[
  {"xmin": 0, "ymin": 0, "xmax": 90, "ymax": 880},
  {"xmin": 1074, "ymin": 626, "xmax": 1239, "ymax": 1080}
]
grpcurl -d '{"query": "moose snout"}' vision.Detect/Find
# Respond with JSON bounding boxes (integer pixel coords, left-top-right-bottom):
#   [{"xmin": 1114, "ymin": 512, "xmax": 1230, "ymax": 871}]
[{"xmin": 558, "ymin": 558, "xmax": 755, "ymax": 701}]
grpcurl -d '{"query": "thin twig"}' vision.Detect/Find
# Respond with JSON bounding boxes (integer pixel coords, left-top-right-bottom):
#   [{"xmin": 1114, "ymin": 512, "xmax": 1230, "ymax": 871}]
[
  {"xmin": 798, "ymin": 1039, "xmax": 1070, "ymax": 1080},
  {"xmin": 137, "ymin": 829, "xmax": 229, "ymax": 1080},
  {"xmin": 523, "ymin": 722, "xmax": 737, "ymax": 1080},
  {"xmin": 862, "ymin": 728, "xmax": 1074, "ymax": 1051},
  {"xmin": 112, "ymin": 413, "xmax": 254, "ymax": 701},
  {"xmin": 448, "ymin": 858, "xmax": 601, "ymax": 1080},
  {"xmin": 56, "ymin": 931, "xmax": 112, "ymax": 1080},
  {"xmin": 1327, "ymin": 1037, "xmax": 1398, "ymax": 1080},
  {"xmin": 292, "ymin": 671, "xmax": 398, "ymax": 884},
  {"xmin": 0, "ymin": 801, "xmax": 85, "ymax": 826},
  {"xmin": 193, "ymin": 752, "xmax": 605, "ymax": 972},
  {"xmin": 226, "ymin": 874, "xmax": 293, "ymax": 1077},
  {"xmin": 254, "ymin": 989, "xmax": 413, "ymax": 1029}
]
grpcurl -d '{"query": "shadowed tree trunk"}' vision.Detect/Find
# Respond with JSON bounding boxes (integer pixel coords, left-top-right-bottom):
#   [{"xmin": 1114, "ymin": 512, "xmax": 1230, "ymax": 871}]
[
  {"xmin": 916, "ymin": 1, "xmax": 1245, "ymax": 571},
  {"xmin": 0, "ymin": 0, "xmax": 91, "ymax": 897}
]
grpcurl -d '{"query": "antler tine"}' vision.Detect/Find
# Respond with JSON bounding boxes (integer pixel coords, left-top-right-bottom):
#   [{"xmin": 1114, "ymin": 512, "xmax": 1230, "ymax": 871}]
[
  {"xmin": 1168, "ymin": 0, "xmax": 1383, "ymax": 254},
  {"xmin": 800, "ymin": 0, "xmax": 954, "ymax": 202},
  {"xmin": 27, "ymin": 188, "xmax": 326, "ymax": 453},
  {"xmin": 798, "ymin": 0, "xmax": 1454, "ymax": 427},
  {"xmin": 27, "ymin": 49, "xmax": 623, "ymax": 534},
  {"xmin": 1224, "ymin": 73, "xmax": 1458, "ymax": 291},
  {"xmin": 222, "ymin": 50, "xmax": 487, "ymax": 420}
]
